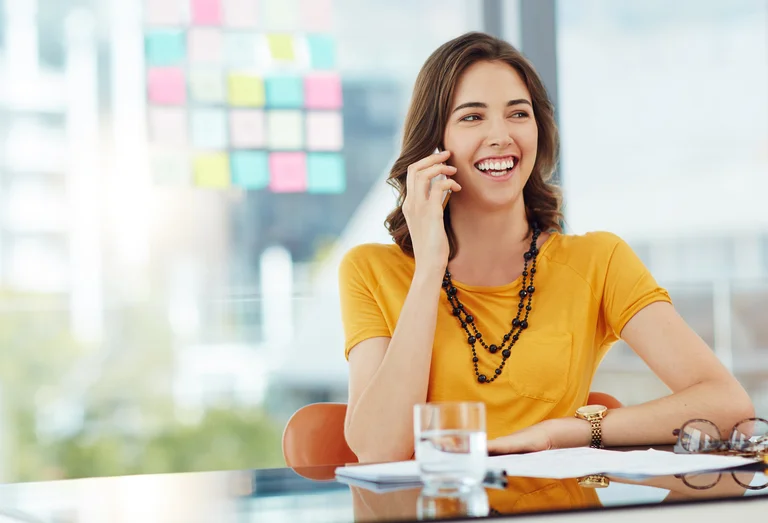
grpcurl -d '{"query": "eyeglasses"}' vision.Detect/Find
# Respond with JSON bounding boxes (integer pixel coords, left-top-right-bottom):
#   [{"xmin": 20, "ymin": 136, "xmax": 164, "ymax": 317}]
[
  {"xmin": 673, "ymin": 471, "xmax": 767, "ymax": 491},
  {"xmin": 672, "ymin": 417, "xmax": 768, "ymax": 457}
]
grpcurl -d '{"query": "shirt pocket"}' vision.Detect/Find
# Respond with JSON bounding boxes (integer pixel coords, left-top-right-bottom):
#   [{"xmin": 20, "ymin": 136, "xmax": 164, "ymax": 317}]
[{"xmin": 507, "ymin": 331, "xmax": 573, "ymax": 403}]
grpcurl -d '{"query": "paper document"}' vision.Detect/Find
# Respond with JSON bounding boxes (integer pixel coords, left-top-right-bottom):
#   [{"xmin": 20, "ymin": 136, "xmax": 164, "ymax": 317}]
[
  {"xmin": 335, "ymin": 448, "xmax": 758, "ymax": 484},
  {"xmin": 487, "ymin": 448, "xmax": 757, "ymax": 479}
]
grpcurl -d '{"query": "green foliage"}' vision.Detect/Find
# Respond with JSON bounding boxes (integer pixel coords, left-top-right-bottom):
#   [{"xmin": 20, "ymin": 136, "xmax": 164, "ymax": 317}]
[
  {"xmin": 0, "ymin": 292, "xmax": 284, "ymax": 482},
  {"xmin": 50, "ymin": 408, "xmax": 284, "ymax": 479}
]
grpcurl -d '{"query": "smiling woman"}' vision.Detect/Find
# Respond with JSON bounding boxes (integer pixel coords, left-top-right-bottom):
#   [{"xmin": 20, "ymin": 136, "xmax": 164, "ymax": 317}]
[{"xmin": 337, "ymin": 32, "xmax": 754, "ymax": 464}]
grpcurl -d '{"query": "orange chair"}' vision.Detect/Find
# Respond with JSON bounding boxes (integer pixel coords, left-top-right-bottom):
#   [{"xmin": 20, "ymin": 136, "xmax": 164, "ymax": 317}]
[{"xmin": 282, "ymin": 393, "xmax": 623, "ymax": 470}]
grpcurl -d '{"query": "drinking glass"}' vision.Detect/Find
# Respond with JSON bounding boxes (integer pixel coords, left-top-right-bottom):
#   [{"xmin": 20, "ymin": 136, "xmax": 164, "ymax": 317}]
[{"xmin": 413, "ymin": 402, "xmax": 487, "ymax": 488}]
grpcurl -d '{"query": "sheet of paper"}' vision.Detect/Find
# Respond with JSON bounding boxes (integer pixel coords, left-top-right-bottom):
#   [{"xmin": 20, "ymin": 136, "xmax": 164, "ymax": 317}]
[
  {"xmin": 488, "ymin": 448, "xmax": 757, "ymax": 479},
  {"xmin": 335, "ymin": 448, "xmax": 758, "ymax": 484}
]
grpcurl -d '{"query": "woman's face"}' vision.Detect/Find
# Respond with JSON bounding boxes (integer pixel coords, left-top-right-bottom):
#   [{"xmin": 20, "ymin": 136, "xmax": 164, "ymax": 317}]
[{"xmin": 443, "ymin": 60, "xmax": 538, "ymax": 209}]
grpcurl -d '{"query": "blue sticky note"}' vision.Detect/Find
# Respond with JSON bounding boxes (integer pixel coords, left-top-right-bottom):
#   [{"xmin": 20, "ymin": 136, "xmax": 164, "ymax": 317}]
[
  {"xmin": 145, "ymin": 30, "xmax": 186, "ymax": 66},
  {"xmin": 231, "ymin": 151, "xmax": 270, "ymax": 189},
  {"xmin": 307, "ymin": 152, "xmax": 345, "ymax": 194},
  {"xmin": 265, "ymin": 76, "xmax": 304, "ymax": 108},
  {"xmin": 306, "ymin": 34, "xmax": 336, "ymax": 70}
]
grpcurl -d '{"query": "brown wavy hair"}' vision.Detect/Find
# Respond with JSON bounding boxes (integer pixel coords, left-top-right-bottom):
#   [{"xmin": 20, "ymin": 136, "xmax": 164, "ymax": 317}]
[{"xmin": 384, "ymin": 32, "xmax": 563, "ymax": 258}]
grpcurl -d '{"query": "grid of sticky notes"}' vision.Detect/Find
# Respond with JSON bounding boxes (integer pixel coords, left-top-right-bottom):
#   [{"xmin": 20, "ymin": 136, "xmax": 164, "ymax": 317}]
[{"xmin": 144, "ymin": 0, "xmax": 345, "ymax": 194}]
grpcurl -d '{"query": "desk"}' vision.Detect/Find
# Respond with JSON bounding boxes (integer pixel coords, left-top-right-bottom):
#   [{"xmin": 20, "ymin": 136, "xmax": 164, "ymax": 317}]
[{"xmin": 0, "ymin": 463, "xmax": 764, "ymax": 522}]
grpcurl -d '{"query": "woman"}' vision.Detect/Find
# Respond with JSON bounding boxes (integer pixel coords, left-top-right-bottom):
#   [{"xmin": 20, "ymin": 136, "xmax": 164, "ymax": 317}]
[{"xmin": 338, "ymin": 32, "xmax": 753, "ymax": 463}]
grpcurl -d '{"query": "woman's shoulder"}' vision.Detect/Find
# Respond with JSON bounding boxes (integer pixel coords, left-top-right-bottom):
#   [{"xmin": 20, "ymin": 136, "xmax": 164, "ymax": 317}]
[
  {"xmin": 550, "ymin": 230, "xmax": 626, "ymax": 253},
  {"xmin": 546, "ymin": 230, "xmax": 631, "ymax": 268},
  {"xmin": 339, "ymin": 242, "xmax": 413, "ymax": 278}
]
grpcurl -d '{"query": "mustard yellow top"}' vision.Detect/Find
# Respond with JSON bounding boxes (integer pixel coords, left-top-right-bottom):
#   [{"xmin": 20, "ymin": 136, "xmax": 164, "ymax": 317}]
[{"xmin": 338, "ymin": 231, "xmax": 671, "ymax": 440}]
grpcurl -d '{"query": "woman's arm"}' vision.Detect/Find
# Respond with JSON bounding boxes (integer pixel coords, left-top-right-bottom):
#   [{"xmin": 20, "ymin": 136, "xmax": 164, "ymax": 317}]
[
  {"xmin": 489, "ymin": 301, "xmax": 754, "ymax": 453},
  {"xmin": 345, "ymin": 269, "xmax": 444, "ymax": 463},
  {"xmin": 598, "ymin": 301, "xmax": 753, "ymax": 446}
]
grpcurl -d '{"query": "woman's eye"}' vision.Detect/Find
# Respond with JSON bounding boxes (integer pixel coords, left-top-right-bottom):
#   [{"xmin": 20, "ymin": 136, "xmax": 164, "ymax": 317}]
[
  {"xmin": 511, "ymin": 111, "xmax": 529, "ymax": 118},
  {"xmin": 460, "ymin": 114, "xmax": 481, "ymax": 122}
]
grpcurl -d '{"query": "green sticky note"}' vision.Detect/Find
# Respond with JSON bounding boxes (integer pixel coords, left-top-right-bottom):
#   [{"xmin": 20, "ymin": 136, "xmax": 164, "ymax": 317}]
[
  {"xmin": 231, "ymin": 151, "xmax": 269, "ymax": 189},
  {"xmin": 194, "ymin": 153, "xmax": 231, "ymax": 188},
  {"xmin": 228, "ymin": 74, "xmax": 265, "ymax": 107},
  {"xmin": 145, "ymin": 30, "xmax": 186, "ymax": 66},
  {"xmin": 307, "ymin": 152, "xmax": 345, "ymax": 194},
  {"xmin": 267, "ymin": 34, "xmax": 295, "ymax": 61},
  {"xmin": 306, "ymin": 34, "xmax": 336, "ymax": 70}
]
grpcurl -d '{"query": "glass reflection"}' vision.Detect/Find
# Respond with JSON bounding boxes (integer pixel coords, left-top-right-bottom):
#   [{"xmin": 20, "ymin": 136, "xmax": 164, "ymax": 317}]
[{"xmin": 417, "ymin": 485, "xmax": 489, "ymax": 520}]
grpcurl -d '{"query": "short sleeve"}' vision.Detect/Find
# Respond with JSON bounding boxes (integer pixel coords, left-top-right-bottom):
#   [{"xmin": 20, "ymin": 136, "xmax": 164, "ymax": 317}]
[
  {"xmin": 338, "ymin": 248, "xmax": 391, "ymax": 360},
  {"xmin": 601, "ymin": 235, "xmax": 672, "ymax": 338}
]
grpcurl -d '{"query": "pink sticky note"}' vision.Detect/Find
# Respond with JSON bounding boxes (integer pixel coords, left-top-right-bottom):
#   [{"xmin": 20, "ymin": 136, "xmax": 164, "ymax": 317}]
[
  {"xmin": 300, "ymin": 0, "xmax": 333, "ymax": 31},
  {"xmin": 230, "ymin": 109, "xmax": 266, "ymax": 148},
  {"xmin": 304, "ymin": 73, "xmax": 342, "ymax": 109},
  {"xmin": 191, "ymin": 0, "xmax": 222, "ymax": 25},
  {"xmin": 269, "ymin": 152, "xmax": 307, "ymax": 192},
  {"xmin": 188, "ymin": 29, "xmax": 224, "ymax": 63},
  {"xmin": 306, "ymin": 111, "xmax": 343, "ymax": 151},
  {"xmin": 147, "ymin": 68, "xmax": 186, "ymax": 105}
]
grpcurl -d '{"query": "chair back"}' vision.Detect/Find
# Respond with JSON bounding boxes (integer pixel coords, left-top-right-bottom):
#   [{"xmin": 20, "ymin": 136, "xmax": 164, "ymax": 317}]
[
  {"xmin": 282, "ymin": 402, "xmax": 358, "ymax": 468},
  {"xmin": 282, "ymin": 393, "xmax": 623, "ymax": 468}
]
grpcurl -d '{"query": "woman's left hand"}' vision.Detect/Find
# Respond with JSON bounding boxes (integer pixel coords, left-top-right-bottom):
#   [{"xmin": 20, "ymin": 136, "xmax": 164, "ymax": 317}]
[{"xmin": 487, "ymin": 418, "xmax": 591, "ymax": 455}]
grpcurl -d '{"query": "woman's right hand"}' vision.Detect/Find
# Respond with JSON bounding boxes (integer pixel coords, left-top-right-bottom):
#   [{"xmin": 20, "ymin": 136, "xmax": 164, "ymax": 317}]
[{"xmin": 402, "ymin": 150, "xmax": 461, "ymax": 275}]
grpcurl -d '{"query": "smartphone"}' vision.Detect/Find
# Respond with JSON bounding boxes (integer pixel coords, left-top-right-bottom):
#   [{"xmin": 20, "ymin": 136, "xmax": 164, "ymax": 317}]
[{"xmin": 430, "ymin": 148, "xmax": 451, "ymax": 207}]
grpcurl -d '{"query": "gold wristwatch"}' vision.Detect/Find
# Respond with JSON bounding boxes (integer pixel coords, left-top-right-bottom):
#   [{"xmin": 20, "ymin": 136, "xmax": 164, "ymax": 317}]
[
  {"xmin": 577, "ymin": 474, "xmax": 610, "ymax": 488},
  {"xmin": 575, "ymin": 405, "xmax": 608, "ymax": 449}
]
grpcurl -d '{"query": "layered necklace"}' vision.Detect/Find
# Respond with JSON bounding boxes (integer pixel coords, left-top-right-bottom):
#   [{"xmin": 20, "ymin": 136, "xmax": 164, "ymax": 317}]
[{"xmin": 441, "ymin": 222, "xmax": 541, "ymax": 384}]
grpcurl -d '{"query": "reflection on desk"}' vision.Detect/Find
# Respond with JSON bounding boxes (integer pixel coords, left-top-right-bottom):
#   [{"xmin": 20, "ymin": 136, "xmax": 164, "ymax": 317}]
[{"xmin": 0, "ymin": 463, "xmax": 763, "ymax": 522}]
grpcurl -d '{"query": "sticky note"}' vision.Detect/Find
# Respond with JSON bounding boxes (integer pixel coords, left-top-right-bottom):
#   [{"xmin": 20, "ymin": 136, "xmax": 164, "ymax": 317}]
[
  {"xmin": 304, "ymin": 73, "xmax": 342, "ymax": 109},
  {"xmin": 231, "ymin": 151, "xmax": 269, "ymax": 189},
  {"xmin": 151, "ymin": 150, "xmax": 192, "ymax": 186},
  {"xmin": 305, "ymin": 111, "xmax": 343, "ymax": 151},
  {"xmin": 145, "ymin": 30, "xmax": 186, "ymax": 66},
  {"xmin": 191, "ymin": 0, "xmax": 222, "ymax": 25},
  {"xmin": 269, "ymin": 152, "xmax": 307, "ymax": 192},
  {"xmin": 307, "ymin": 152, "xmax": 345, "ymax": 194},
  {"xmin": 146, "ymin": 0, "xmax": 185, "ymax": 25},
  {"xmin": 228, "ymin": 74, "xmax": 265, "ymax": 107},
  {"xmin": 149, "ymin": 107, "xmax": 188, "ymax": 146},
  {"xmin": 300, "ymin": 0, "xmax": 333, "ymax": 31},
  {"xmin": 147, "ymin": 68, "xmax": 186, "ymax": 105},
  {"xmin": 265, "ymin": 76, "xmax": 303, "ymax": 108},
  {"xmin": 267, "ymin": 34, "xmax": 295, "ymax": 62},
  {"xmin": 266, "ymin": 110, "xmax": 303, "ymax": 150},
  {"xmin": 191, "ymin": 108, "xmax": 229, "ymax": 149},
  {"xmin": 306, "ymin": 34, "xmax": 336, "ymax": 70},
  {"xmin": 194, "ymin": 153, "xmax": 230, "ymax": 188},
  {"xmin": 223, "ymin": 0, "xmax": 259, "ymax": 27},
  {"xmin": 262, "ymin": 0, "xmax": 299, "ymax": 30},
  {"xmin": 230, "ymin": 109, "xmax": 266, "ymax": 148},
  {"xmin": 188, "ymin": 29, "xmax": 223, "ymax": 64},
  {"xmin": 189, "ymin": 68, "xmax": 226, "ymax": 104},
  {"xmin": 224, "ymin": 32, "xmax": 259, "ymax": 68}
]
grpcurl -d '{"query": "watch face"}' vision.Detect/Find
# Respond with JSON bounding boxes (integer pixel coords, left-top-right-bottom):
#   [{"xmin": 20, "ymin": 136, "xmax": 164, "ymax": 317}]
[{"xmin": 578, "ymin": 405, "xmax": 607, "ymax": 416}]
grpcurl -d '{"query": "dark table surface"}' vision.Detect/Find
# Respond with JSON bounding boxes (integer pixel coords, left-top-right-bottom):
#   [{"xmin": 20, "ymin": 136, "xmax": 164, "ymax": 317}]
[{"xmin": 0, "ymin": 453, "xmax": 765, "ymax": 523}]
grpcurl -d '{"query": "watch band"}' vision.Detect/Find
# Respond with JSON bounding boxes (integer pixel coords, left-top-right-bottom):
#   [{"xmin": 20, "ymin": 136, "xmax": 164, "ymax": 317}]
[{"xmin": 588, "ymin": 416, "xmax": 603, "ymax": 449}]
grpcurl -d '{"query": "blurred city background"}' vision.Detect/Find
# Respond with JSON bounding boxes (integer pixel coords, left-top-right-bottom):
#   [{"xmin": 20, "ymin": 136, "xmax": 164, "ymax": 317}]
[{"xmin": 0, "ymin": 0, "xmax": 765, "ymax": 482}]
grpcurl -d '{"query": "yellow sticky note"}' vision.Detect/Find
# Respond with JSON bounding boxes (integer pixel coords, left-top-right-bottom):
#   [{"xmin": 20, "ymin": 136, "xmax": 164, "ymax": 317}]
[
  {"xmin": 194, "ymin": 152, "xmax": 230, "ymax": 188},
  {"xmin": 267, "ymin": 34, "xmax": 295, "ymax": 61},
  {"xmin": 228, "ymin": 74, "xmax": 265, "ymax": 107}
]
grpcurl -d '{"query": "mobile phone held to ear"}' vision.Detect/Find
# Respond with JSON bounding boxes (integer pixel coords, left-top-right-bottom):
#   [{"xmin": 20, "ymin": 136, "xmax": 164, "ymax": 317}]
[{"xmin": 430, "ymin": 148, "xmax": 451, "ymax": 207}]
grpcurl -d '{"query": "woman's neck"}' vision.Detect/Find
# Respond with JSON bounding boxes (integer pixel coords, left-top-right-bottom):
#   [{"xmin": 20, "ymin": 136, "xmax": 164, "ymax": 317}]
[{"xmin": 446, "ymin": 200, "xmax": 535, "ymax": 286}]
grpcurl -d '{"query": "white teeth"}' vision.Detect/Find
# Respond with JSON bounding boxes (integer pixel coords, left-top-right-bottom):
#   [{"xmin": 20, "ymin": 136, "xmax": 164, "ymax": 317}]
[{"xmin": 475, "ymin": 158, "xmax": 516, "ymax": 172}]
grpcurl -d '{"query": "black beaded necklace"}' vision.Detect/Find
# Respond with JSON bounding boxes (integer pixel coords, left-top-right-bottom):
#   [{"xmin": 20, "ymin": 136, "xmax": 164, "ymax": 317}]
[{"xmin": 441, "ymin": 222, "xmax": 541, "ymax": 384}]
